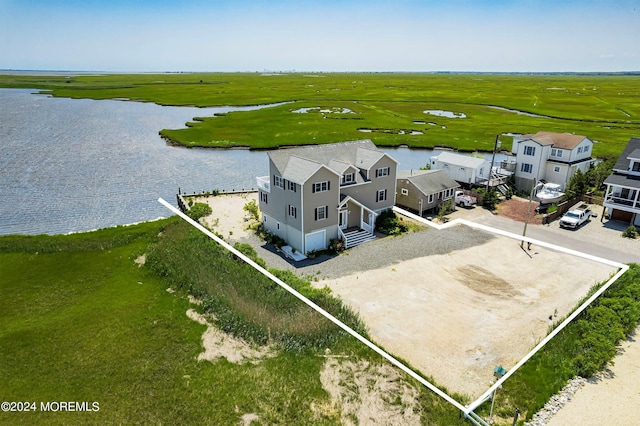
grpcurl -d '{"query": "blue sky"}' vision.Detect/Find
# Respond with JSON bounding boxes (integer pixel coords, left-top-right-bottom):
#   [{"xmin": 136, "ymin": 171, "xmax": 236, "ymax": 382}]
[{"xmin": 1, "ymin": 0, "xmax": 639, "ymax": 72}]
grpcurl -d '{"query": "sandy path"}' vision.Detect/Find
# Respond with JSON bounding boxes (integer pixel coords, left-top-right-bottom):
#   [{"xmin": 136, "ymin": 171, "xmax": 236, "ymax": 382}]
[{"xmin": 546, "ymin": 332, "xmax": 640, "ymax": 426}]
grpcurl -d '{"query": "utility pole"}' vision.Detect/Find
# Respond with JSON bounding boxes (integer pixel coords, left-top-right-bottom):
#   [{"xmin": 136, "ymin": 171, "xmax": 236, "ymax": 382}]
[
  {"xmin": 486, "ymin": 135, "xmax": 501, "ymax": 193},
  {"xmin": 521, "ymin": 178, "xmax": 537, "ymax": 249}
]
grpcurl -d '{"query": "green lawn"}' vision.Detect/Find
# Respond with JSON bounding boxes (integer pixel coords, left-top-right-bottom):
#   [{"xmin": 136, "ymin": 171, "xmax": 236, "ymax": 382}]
[
  {"xmin": 0, "ymin": 220, "xmax": 465, "ymax": 425},
  {"xmin": 2, "ymin": 73, "xmax": 639, "ymax": 156},
  {"xmin": 0, "ymin": 222, "xmax": 340, "ymax": 425}
]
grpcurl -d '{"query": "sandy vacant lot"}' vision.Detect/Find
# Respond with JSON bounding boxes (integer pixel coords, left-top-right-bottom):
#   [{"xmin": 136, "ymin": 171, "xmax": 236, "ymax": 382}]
[
  {"xmin": 191, "ymin": 193, "xmax": 632, "ymax": 418},
  {"xmin": 319, "ymin": 235, "xmax": 617, "ymax": 399}
]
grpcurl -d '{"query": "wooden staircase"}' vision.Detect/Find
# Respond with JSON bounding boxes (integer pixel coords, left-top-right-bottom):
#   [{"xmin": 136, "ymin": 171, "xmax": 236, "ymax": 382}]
[{"xmin": 342, "ymin": 228, "xmax": 376, "ymax": 249}]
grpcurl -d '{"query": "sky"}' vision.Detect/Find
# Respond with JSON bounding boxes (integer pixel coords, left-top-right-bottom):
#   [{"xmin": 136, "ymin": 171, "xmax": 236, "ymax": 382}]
[{"xmin": 1, "ymin": 0, "xmax": 639, "ymax": 73}]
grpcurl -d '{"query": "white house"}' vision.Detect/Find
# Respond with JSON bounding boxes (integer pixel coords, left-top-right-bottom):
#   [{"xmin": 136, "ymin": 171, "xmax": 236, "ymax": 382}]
[
  {"xmin": 429, "ymin": 151, "xmax": 491, "ymax": 186},
  {"xmin": 512, "ymin": 132, "xmax": 596, "ymax": 192}
]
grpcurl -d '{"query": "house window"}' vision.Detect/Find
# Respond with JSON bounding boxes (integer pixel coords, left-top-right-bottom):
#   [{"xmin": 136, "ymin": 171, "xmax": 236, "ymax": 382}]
[
  {"xmin": 428, "ymin": 194, "xmax": 434, "ymax": 203},
  {"xmin": 578, "ymin": 147, "xmax": 583, "ymax": 154},
  {"xmin": 401, "ymin": 188, "xmax": 409, "ymax": 196},
  {"xmin": 554, "ymin": 166, "xmax": 560, "ymax": 173},
  {"xmin": 376, "ymin": 189, "xmax": 387, "ymax": 202},
  {"xmin": 524, "ymin": 146, "xmax": 536, "ymax": 156},
  {"xmin": 260, "ymin": 192, "xmax": 268, "ymax": 203},
  {"xmin": 288, "ymin": 180, "xmax": 296, "ymax": 192},
  {"xmin": 375, "ymin": 167, "xmax": 390, "ymax": 178},
  {"xmin": 520, "ymin": 163, "xmax": 533, "ymax": 173},
  {"xmin": 342, "ymin": 173, "xmax": 355, "ymax": 184},
  {"xmin": 551, "ymin": 148, "xmax": 563, "ymax": 158},
  {"xmin": 273, "ymin": 175, "xmax": 284, "ymax": 189},
  {"xmin": 584, "ymin": 145, "xmax": 590, "ymax": 153},
  {"xmin": 288, "ymin": 205, "xmax": 297, "ymax": 218},
  {"xmin": 312, "ymin": 181, "xmax": 329, "ymax": 193},
  {"xmin": 443, "ymin": 189, "xmax": 453, "ymax": 199},
  {"xmin": 315, "ymin": 206, "xmax": 327, "ymax": 221},
  {"xmin": 632, "ymin": 162, "xmax": 640, "ymax": 172}
]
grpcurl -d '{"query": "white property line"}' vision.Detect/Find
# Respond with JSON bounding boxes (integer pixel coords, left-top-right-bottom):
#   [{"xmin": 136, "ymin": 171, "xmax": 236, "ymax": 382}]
[
  {"xmin": 392, "ymin": 206, "xmax": 628, "ymax": 414},
  {"xmin": 159, "ymin": 197, "xmax": 628, "ymax": 420},
  {"xmin": 157, "ymin": 198, "xmax": 468, "ymax": 413}
]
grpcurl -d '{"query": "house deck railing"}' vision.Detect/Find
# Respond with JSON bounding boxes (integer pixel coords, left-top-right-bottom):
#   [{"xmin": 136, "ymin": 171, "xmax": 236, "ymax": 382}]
[
  {"xmin": 604, "ymin": 195, "xmax": 640, "ymax": 210},
  {"xmin": 475, "ymin": 174, "xmax": 509, "ymax": 187},
  {"xmin": 256, "ymin": 176, "xmax": 270, "ymax": 193}
]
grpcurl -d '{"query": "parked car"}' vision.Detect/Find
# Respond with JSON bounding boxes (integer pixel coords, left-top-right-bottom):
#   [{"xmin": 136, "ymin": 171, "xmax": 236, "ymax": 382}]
[
  {"xmin": 559, "ymin": 204, "xmax": 596, "ymax": 229},
  {"xmin": 454, "ymin": 191, "xmax": 477, "ymax": 207}
]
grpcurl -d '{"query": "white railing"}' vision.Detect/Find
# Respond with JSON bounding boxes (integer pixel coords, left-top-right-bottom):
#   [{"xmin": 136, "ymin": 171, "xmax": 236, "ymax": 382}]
[
  {"xmin": 256, "ymin": 176, "xmax": 270, "ymax": 193},
  {"xmin": 605, "ymin": 195, "xmax": 640, "ymax": 210}
]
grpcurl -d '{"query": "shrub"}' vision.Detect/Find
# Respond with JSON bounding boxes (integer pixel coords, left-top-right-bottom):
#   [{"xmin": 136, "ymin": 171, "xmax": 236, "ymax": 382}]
[
  {"xmin": 375, "ymin": 209, "xmax": 407, "ymax": 235},
  {"xmin": 186, "ymin": 202, "xmax": 212, "ymax": 220},
  {"xmin": 622, "ymin": 225, "xmax": 639, "ymax": 239},
  {"xmin": 243, "ymin": 200, "xmax": 259, "ymax": 221},
  {"xmin": 437, "ymin": 199, "xmax": 453, "ymax": 222},
  {"xmin": 233, "ymin": 242, "xmax": 267, "ymax": 268}
]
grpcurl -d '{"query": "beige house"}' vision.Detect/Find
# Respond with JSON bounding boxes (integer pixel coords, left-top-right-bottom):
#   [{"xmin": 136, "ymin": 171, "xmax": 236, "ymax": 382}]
[
  {"xmin": 257, "ymin": 140, "xmax": 398, "ymax": 254},
  {"xmin": 396, "ymin": 170, "xmax": 460, "ymax": 216}
]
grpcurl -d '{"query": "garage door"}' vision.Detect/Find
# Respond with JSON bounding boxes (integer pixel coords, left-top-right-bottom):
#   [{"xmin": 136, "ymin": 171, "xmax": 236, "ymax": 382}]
[
  {"xmin": 611, "ymin": 209, "xmax": 633, "ymax": 223},
  {"xmin": 305, "ymin": 230, "xmax": 326, "ymax": 253}
]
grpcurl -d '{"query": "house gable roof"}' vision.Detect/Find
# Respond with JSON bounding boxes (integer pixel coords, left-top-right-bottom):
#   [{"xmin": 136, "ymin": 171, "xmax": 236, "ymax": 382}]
[
  {"xmin": 613, "ymin": 137, "xmax": 640, "ymax": 172},
  {"xmin": 268, "ymin": 140, "xmax": 396, "ymax": 184},
  {"xmin": 433, "ymin": 151, "xmax": 487, "ymax": 168},
  {"xmin": 397, "ymin": 169, "xmax": 460, "ymax": 195},
  {"xmin": 282, "ymin": 156, "xmax": 337, "ymax": 184},
  {"xmin": 522, "ymin": 132, "xmax": 588, "ymax": 149}
]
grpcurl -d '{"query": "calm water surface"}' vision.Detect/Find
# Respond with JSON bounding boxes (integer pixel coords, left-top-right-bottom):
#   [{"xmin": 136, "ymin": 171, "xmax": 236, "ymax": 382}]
[{"xmin": 0, "ymin": 89, "xmax": 503, "ymax": 235}]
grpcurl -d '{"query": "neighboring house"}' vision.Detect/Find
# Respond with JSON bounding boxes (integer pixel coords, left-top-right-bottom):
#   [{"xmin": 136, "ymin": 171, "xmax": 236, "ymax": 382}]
[
  {"xmin": 429, "ymin": 152, "xmax": 491, "ymax": 185},
  {"xmin": 256, "ymin": 140, "xmax": 398, "ymax": 254},
  {"xmin": 396, "ymin": 170, "xmax": 460, "ymax": 216},
  {"xmin": 603, "ymin": 137, "xmax": 640, "ymax": 226},
  {"xmin": 512, "ymin": 131, "xmax": 596, "ymax": 192}
]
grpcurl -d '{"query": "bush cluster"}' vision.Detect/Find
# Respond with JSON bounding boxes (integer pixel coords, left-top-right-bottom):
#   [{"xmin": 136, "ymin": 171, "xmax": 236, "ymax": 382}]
[
  {"xmin": 186, "ymin": 202, "xmax": 212, "ymax": 220},
  {"xmin": 146, "ymin": 221, "xmax": 367, "ymax": 352},
  {"xmin": 375, "ymin": 209, "xmax": 407, "ymax": 235},
  {"xmin": 622, "ymin": 225, "xmax": 639, "ymax": 239}
]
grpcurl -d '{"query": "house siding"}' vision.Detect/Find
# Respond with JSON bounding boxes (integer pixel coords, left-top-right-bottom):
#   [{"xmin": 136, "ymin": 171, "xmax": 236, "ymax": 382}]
[
  {"xmin": 341, "ymin": 156, "xmax": 397, "ymax": 212},
  {"xmin": 303, "ymin": 167, "xmax": 340, "ymax": 238},
  {"xmin": 396, "ymin": 180, "xmax": 438, "ymax": 214}
]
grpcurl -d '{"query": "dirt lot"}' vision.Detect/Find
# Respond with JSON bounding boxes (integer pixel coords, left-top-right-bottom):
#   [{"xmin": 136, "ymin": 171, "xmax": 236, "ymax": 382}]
[
  {"xmin": 191, "ymin": 193, "xmax": 628, "ymax": 406},
  {"xmin": 319, "ymin": 235, "xmax": 616, "ymax": 399}
]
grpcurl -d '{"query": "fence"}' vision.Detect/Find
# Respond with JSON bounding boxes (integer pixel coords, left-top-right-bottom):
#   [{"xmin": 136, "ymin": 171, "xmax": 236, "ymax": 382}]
[{"xmin": 541, "ymin": 197, "xmax": 583, "ymax": 225}]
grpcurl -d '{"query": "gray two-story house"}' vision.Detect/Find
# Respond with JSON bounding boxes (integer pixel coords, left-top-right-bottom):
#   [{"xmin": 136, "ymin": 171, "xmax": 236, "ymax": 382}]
[
  {"xmin": 256, "ymin": 140, "xmax": 397, "ymax": 254},
  {"xmin": 603, "ymin": 137, "xmax": 640, "ymax": 226}
]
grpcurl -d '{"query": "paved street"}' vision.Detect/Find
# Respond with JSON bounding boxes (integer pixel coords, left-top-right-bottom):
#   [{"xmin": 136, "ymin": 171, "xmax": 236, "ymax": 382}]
[{"xmin": 448, "ymin": 204, "xmax": 640, "ymax": 265}]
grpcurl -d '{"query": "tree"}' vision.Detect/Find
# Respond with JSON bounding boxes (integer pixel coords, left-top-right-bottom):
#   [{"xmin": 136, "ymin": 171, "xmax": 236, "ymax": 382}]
[{"xmin": 565, "ymin": 169, "xmax": 588, "ymax": 199}]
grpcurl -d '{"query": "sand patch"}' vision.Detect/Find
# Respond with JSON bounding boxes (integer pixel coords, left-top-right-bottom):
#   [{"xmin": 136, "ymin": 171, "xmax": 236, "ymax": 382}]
[
  {"xmin": 186, "ymin": 309, "xmax": 275, "ymax": 364},
  {"xmin": 319, "ymin": 357, "xmax": 421, "ymax": 425},
  {"xmin": 319, "ymin": 235, "xmax": 617, "ymax": 398},
  {"xmin": 134, "ymin": 254, "xmax": 146, "ymax": 267},
  {"xmin": 240, "ymin": 413, "xmax": 260, "ymax": 425},
  {"xmin": 190, "ymin": 193, "xmax": 259, "ymax": 242}
]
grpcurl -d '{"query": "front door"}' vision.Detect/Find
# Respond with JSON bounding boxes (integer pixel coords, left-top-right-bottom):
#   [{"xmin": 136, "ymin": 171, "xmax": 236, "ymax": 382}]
[{"xmin": 339, "ymin": 210, "xmax": 348, "ymax": 230}]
